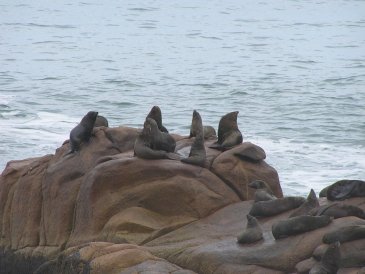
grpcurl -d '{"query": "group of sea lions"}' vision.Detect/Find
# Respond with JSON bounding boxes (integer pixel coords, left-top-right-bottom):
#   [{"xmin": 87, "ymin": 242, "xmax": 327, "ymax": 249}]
[
  {"xmin": 134, "ymin": 106, "xmax": 243, "ymax": 165},
  {"xmin": 65, "ymin": 106, "xmax": 243, "ymax": 167},
  {"xmin": 237, "ymin": 179, "xmax": 365, "ymax": 273},
  {"xmin": 66, "ymin": 109, "xmax": 364, "ymax": 272}
]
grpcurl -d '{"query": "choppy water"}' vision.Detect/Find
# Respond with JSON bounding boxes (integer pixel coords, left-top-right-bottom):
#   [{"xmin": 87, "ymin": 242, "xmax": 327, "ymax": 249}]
[{"xmin": 1, "ymin": 0, "xmax": 364, "ymax": 196}]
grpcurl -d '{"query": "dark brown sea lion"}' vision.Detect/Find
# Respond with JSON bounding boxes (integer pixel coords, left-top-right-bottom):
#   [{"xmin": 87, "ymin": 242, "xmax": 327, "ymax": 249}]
[
  {"xmin": 319, "ymin": 185, "xmax": 329, "ymax": 197},
  {"xmin": 272, "ymin": 215, "xmax": 332, "ymax": 240},
  {"xmin": 249, "ymin": 196, "xmax": 306, "ymax": 217},
  {"xmin": 134, "ymin": 118, "xmax": 178, "ymax": 160},
  {"xmin": 237, "ymin": 214, "xmax": 263, "ymax": 244},
  {"xmin": 94, "ymin": 115, "xmax": 109, "ymax": 127},
  {"xmin": 203, "ymin": 125, "xmax": 216, "ymax": 139},
  {"xmin": 68, "ymin": 111, "xmax": 98, "ymax": 153},
  {"xmin": 181, "ymin": 110, "xmax": 206, "ymax": 167},
  {"xmin": 310, "ymin": 203, "xmax": 365, "ymax": 219},
  {"xmin": 322, "ymin": 225, "xmax": 365, "ymax": 244},
  {"xmin": 189, "ymin": 111, "xmax": 216, "ymax": 139},
  {"xmin": 248, "ymin": 180, "xmax": 277, "ymax": 202},
  {"xmin": 146, "ymin": 105, "xmax": 168, "ymax": 133},
  {"xmin": 209, "ymin": 111, "xmax": 242, "ymax": 150},
  {"xmin": 289, "ymin": 189, "xmax": 319, "ymax": 218},
  {"xmin": 326, "ymin": 179, "xmax": 365, "ymax": 201},
  {"xmin": 309, "ymin": 241, "xmax": 340, "ymax": 274}
]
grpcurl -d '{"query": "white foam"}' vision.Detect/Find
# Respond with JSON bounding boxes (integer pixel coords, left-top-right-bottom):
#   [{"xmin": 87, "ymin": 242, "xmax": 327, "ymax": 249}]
[{"xmin": 249, "ymin": 135, "xmax": 365, "ymax": 196}]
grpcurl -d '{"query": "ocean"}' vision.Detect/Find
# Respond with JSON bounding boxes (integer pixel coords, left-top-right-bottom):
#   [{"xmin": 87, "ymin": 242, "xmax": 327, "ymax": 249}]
[{"xmin": 1, "ymin": 0, "xmax": 364, "ymax": 196}]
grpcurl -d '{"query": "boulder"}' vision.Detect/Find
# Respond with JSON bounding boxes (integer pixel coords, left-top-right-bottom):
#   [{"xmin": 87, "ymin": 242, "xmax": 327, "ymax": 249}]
[{"xmin": 8, "ymin": 126, "xmax": 364, "ymax": 274}]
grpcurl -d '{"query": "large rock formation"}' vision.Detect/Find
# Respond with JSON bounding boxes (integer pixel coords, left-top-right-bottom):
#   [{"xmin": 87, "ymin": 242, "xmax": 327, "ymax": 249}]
[{"xmin": 0, "ymin": 126, "xmax": 364, "ymax": 273}]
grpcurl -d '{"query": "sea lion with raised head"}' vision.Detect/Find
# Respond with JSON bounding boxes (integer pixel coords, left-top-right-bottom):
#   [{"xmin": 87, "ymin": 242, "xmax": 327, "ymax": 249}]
[
  {"xmin": 249, "ymin": 196, "xmax": 306, "ymax": 218},
  {"xmin": 189, "ymin": 110, "xmax": 216, "ymax": 139},
  {"xmin": 146, "ymin": 105, "xmax": 168, "ymax": 133},
  {"xmin": 68, "ymin": 111, "xmax": 98, "ymax": 153},
  {"xmin": 289, "ymin": 189, "xmax": 319, "ymax": 218},
  {"xmin": 309, "ymin": 241, "xmax": 340, "ymax": 274},
  {"xmin": 134, "ymin": 118, "xmax": 178, "ymax": 160},
  {"xmin": 248, "ymin": 180, "xmax": 277, "ymax": 202},
  {"xmin": 181, "ymin": 110, "xmax": 206, "ymax": 167},
  {"xmin": 209, "ymin": 111, "xmax": 242, "ymax": 150},
  {"xmin": 237, "ymin": 214, "xmax": 263, "ymax": 244},
  {"xmin": 272, "ymin": 215, "xmax": 332, "ymax": 240}
]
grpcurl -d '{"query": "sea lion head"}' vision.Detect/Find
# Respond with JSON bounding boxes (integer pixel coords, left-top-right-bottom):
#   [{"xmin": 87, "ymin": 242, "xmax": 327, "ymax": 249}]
[
  {"xmin": 220, "ymin": 111, "xmax": 239, "ymax": 127},
  {"xmin": 81, "ymin": 111, "xmax": 98, "ymax": 127},
  {"xmin": 307, "ymin": 189, "xmax": 319, "ymax": 206},
  {"xmin": 193, "ymin": 109, "xmax": 200, "ymax": 119},
  {"xmin": 147, "ymin": 106, "xmax": 162, "ymax": 123},
  {"xmin": 217, "ymin": 111, "xmax": 239, "ymax": 143},
  {"xmin": 246, "ymin": 214, "xmax": 260, "ymax": 228},
  {"xmin": 190, "ymin": 110, "xmax": 203, "ymax": 136},
  {"xmin": 143, "ymin": 118, "xmax": 159, "ymax": 136}
]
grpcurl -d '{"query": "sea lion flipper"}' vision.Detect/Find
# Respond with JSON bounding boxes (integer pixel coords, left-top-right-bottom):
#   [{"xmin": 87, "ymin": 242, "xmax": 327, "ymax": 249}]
[{"xmin": 166, "ymin": 152, "xmax": 181, "ymax": 160}]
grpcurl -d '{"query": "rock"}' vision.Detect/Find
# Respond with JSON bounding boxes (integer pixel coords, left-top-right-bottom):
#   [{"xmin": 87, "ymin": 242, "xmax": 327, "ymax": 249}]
[
  {"xmin": 2, "ymin": 125, "xmax": 364, "ymax": 274},
  {"xmin": 145, "ymin": 201, "xmax": 365, "ymax": 273},
  {"xmin": 211, "ymin": 142, "xmax": 282, "ymax": 200},
  {"xmin": 314, "ymin": 239, "xmax": 365, "ymax": 268},
  {"xmin": 68, "ymin": 156, "xmax": 239, "ymax": 247},
  {"xmin": 34, "ymin": 242, "xmax": 196, "ymax": 274}
]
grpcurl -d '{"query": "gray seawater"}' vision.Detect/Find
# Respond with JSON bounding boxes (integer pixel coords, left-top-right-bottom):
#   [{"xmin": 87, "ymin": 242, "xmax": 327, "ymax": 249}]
[{"xmin": 1, "ymin": 0, "xmax": 364, "ymax": 196}]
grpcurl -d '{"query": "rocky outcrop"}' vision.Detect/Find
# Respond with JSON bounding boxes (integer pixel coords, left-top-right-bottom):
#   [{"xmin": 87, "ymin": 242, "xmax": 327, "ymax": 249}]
[{"xmin": 1, "ymin": 126, "xmax": 364, "ymax": 273}]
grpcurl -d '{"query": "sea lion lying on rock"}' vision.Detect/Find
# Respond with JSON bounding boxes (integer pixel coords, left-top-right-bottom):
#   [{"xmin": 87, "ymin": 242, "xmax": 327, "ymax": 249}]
[
  {"xmin": 248, "ymin": 180, "xmax": 277, "ymax": 202},
  {"xmin": 94, "ymin": 115, "xmax": 109, "ymax": 127},
  {"xmin": 289, "ymin": 189, "xmax": 319, "ymax": 218},
  {"xmin": 209, "ymin": 111, "xmax": 242, "ymax": 150},
  {"xmin": 309, "ymin": 241, "xmax": 340, "ymax": 274},
  {"xmin": 68, "ymin": 111, "xmax": 98, "ymax": 154},
  {"xmin": 181, "ymin": 110, "xmax": 206, "ymax": 167},
  {"xmin": 272, "ymin": 215, "xmax": 332, "ymax": 240},
  {"xmin": 249, "ymin": 196, "xmax": 306, "ymax": 217},
  {"xmin": 134, "ymin": 118, "xmax": 178, "ymax": 160},
  {"xmin": 146, "ymin": 105, "xmax": 168, "ymax": 133},
  {"xmin": 325, "ymin": 179, "xmax": 365, "ymax": 201},
  {"xmin": 310, "ymin": 203, "xmax": 365, "ymax": 219},
  {"xmin": 322, "ymin": 225, "xmax": 365, "ymax": 244},
  {"xmin": 237, "ymin": 214, "xmax": 263, "ymax": 244}
]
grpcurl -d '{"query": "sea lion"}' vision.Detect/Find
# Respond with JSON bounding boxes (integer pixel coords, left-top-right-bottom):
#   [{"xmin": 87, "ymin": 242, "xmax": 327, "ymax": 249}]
[
  {"xmin": 248, "ymin": 180, "xmax": 277, "ymax": 202},
  {"xmin": 326, "ymin": 179, "xmax": 365, "ymax": 201},
  {"xmin": 322, "ymin": 225, "xmax": 365, "ymax": 244},
  {"xmin": 310, "ymin": 203, "xmax": 365, "ymax": 219},
  {"xmin": 181, "ymin": 110, "xmax": 206, "ymax": 167},
  {"xmin": 209, "ymin": 111, "xmax": 242, "ymax": 150},
  {"xmin": 289, "ymin": 189, "xmax": 319, "ymax": 218},
  {"xmin": 68, "ymin": 111, "xmax": 98, "ymax": 153},
  {"xmin": 319, "ymin": 185, "xmax": 329, "ymax": 197},
  {"xmin": 309, "ymin": 241, "xmax": 340, "ymax": 274},
  {"xmin": 249, "ymin": 196, "xmax": 306, "ymax": 218},
  {"xmin": 188, "ymin": 110, "xmax": 202, "ymax": 138},
  {"xmin": 203, "ymin": 125, "xmax": 216, "ymax": 139},
  {"xmin": 189, "ymin": 110, "xmax": 216, "ymax": 140},
  {"xmin": 134, "ymin": 118, "xmax": 178, "ymax": 160},
  {"xmin": 146, "ymin": 105, "xmax": 168, "ymax": 133},
  {"xmin": 272, "ymin": 215, "xmax": 332, "ymax": 240},
  {"xmin": 237, "ymin": 214, "xmax": 263, "ymax": 244},
  {"xmin": 94, "ymin": 115, "xmax": 109, "ymax": 127}
]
